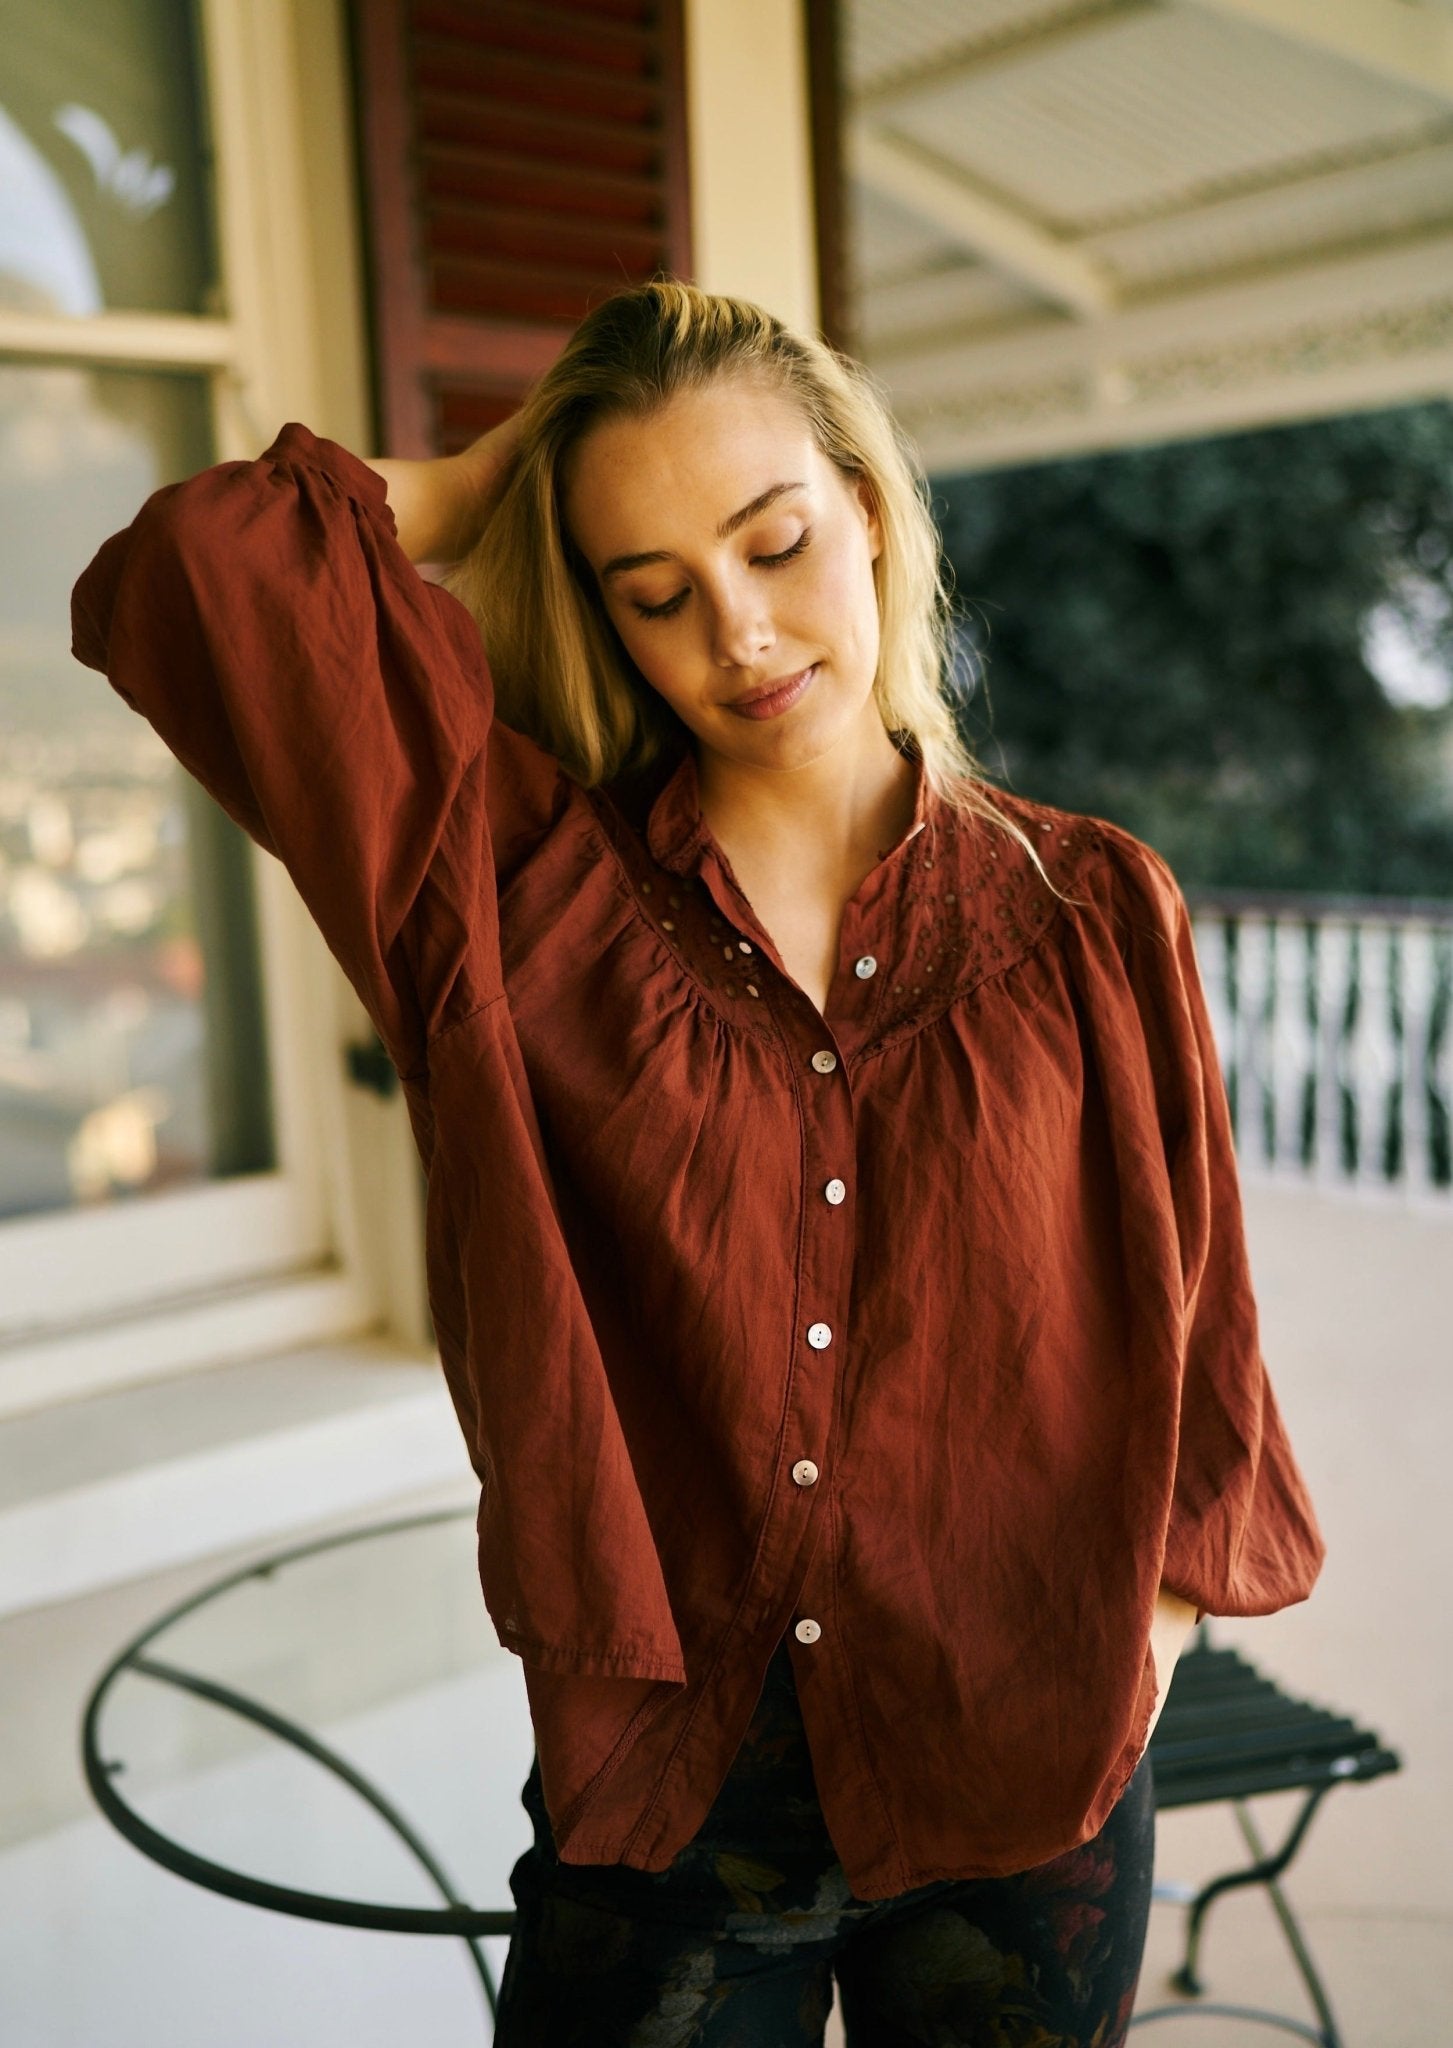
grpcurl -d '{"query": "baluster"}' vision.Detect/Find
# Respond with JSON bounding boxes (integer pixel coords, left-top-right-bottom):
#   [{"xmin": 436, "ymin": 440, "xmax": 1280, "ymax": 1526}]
[
  {"xmin": 1235, "ymin": 916, "xmax": 1275, "ymax": 1171},
  {"xmin": 1350, "ymin": 921, "xmax": 1399, "ymax": 1188},
  {"xmin": 1270, "ymin": 917, "xmax": 1314, "ymax": 1175},
  {"xmin": 1313, "ymin": 918, "xmax": 1354, "ymax": 1187},
  {"xmin": 1192, "ymin": 911, "xmax": 1234, "ymax": 1117},
  {"xmin": 1434, "ymin": 929, "xmax": 1453, "ymax": 1192},
  {"xmin": 1401, "ymin": 922, "xmax": 1437, "ymax": 1197}
]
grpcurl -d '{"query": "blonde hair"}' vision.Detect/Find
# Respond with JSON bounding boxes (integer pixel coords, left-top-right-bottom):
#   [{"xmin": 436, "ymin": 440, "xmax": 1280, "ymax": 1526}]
[{"xmin": 444, "ymin": 278, "xmax": 1063, "ymax": 891}]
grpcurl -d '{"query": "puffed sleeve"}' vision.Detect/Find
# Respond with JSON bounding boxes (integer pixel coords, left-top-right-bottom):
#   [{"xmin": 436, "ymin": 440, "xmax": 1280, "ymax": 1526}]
[
  {"xmin": 1107, "ymin": 833, "xmax": 1327, "ymax": 1622},
  {"xmin": 70, "ymin": 423, "xmax": 690, "ymax": 1681},
  {"xmin": 69, "ymin": 420, "xmax": 498, "ymax": 1080}
]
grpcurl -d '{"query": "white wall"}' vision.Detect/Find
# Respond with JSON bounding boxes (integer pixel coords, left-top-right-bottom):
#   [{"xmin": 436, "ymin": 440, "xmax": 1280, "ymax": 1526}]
[{"xmin": 684, "ymin": 0, "xmax": 820, "ymax": 332}]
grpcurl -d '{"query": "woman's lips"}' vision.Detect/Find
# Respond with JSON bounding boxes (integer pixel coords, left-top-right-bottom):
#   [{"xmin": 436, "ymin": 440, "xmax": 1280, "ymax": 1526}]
[{"xmin": 725, "ymin": 664, "xmax": 817, "ymax": 721}]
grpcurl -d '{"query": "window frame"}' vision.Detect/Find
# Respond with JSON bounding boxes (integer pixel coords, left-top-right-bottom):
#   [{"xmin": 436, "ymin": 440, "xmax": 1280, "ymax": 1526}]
[{"xmin": 0, "ymin": 0, "xmax": 428, "ymax": 1419}]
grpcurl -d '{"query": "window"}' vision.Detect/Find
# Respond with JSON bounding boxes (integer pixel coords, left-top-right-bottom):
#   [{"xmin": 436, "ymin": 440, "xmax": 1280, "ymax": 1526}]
[{"xmin": 0, "ymin": 0, "xmax": 394, "ymax": 1412}]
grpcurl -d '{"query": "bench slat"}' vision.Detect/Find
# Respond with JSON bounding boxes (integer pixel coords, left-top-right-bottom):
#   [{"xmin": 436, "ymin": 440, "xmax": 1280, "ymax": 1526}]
[{"xmin": 1144, "ymin": 1637, "xmax": 1400, "ymax": 1811}]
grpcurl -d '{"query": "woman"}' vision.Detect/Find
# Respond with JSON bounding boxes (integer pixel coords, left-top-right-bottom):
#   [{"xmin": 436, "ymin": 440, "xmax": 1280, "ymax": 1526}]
[{"xmin": 72, "ymin": 280, "xmax": 1325, "ymax": 2046}]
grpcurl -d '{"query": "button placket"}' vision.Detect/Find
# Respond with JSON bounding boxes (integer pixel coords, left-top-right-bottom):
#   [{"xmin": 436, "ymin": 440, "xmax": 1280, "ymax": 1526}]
[
  {"xmin": 639, "ymin": 858, "xmax": 852, "ymax": 1579},
  {"xmin": 787, "ymin": 1040, "xmax": 850, "ymax": 1534},
  {"xmin": 734, "ymin": 1013, "xmax": 852, "ymax": 1650},
  {"xmin": 833, "ymin": 876, "xmax": 897, "ymax": 1060}
]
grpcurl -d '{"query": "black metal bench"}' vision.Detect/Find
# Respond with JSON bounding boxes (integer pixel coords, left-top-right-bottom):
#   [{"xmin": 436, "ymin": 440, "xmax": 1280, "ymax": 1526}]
[{"xmin": 1128, "ymin": 1622, "xmax": 1402, "ymax": 2045}]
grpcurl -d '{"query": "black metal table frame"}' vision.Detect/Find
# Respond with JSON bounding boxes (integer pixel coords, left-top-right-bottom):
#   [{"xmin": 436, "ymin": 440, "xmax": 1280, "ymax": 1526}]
[
  {"xmin": 83, "ymin": 1509, "xmax": 1386, "ymax": 2044},
  {"xmin": 81, "ymin": 1506, "xmax": 512, "ymax": 2032}
]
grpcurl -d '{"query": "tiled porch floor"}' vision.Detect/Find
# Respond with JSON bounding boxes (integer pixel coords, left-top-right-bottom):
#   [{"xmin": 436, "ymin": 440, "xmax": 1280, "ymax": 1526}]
[{"xmin": 3, "ymin": 1179, "xmax": 1448, "ymax": 2044}]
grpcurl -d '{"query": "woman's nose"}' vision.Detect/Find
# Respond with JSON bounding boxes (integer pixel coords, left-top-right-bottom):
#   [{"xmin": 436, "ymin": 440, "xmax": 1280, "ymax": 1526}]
[{"xmin": 707, "ymin": 583, "xmax": 775, "ymax": 669}]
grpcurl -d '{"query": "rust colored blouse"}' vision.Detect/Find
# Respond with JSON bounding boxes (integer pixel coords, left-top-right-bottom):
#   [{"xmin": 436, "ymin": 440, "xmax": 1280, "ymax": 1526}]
[{"xmin": 71, "ymin": 422, "xmax": 1326, "ymax": 1899}]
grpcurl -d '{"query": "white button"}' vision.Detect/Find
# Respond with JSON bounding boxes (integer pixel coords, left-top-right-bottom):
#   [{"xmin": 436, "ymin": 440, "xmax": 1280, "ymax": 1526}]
[
  {"xmin": 806, "ymin": 1322, "xmax": 832, "ymax": 1349},
  {"xmin": 824, "ymin": 1178, "xmax": 846, "ymax": 1205},
  {"xmin": 792, "ymin": 1459, "xmax": 819, "ymax": 1486},
  {"xmin": 794, "ymin": 1617, "xmax": 822, "ymax": 1644},
  {"xmin": 854, "ymin": 955, "xmax": 878, "ymax": 979},
  {"xmin": 810, "ymin": 1050, "xmax": 837, "ymax": 1073}
]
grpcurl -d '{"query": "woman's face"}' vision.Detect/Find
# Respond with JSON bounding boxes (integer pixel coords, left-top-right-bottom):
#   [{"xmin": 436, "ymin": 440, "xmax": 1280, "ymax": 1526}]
[{"xmin": 561, "ymin": 378, "xmax": 883, "ymax": 770}]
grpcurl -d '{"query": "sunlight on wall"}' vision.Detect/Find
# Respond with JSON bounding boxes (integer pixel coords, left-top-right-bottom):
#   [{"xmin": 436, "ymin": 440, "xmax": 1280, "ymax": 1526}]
[{"xmin": 684, "ymin": 0, "xmax": 819, "ymax": 335}]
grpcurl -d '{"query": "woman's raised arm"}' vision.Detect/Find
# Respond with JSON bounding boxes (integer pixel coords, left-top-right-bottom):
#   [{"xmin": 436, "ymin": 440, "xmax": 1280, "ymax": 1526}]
[
  {"xmin": 69, "ymin": 420, "xmax": 516, "ymax": 1081},
  {"xmin": 368, "ymin": 410, "xmax": 523, "ymax": 567}
]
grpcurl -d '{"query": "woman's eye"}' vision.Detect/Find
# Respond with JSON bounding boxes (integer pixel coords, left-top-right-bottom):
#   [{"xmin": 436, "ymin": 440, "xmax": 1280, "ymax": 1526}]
[
  {"xmin": 629, "ymin": 529, "xmax": 811, "ymax": 621},
  {"xmin": 633, "ymin": 589, "xmax": 689, "ymax": 620},
  {"xmin": 756, "ymin": 530, "xmax": 811, "ymax": 568}
]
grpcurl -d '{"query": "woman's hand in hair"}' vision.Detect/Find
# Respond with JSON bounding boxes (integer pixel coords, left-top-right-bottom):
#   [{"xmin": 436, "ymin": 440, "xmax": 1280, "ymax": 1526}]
[{"xmin": 368, "ymin": 409, "xmax": 524, "ymax": 568}]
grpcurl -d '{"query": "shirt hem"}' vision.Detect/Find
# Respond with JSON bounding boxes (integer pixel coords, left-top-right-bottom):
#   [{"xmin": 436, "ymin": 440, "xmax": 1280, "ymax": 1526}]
[{"xmin": 500, "ymin": 1631, "xmax": 688, "ymax": 1683}]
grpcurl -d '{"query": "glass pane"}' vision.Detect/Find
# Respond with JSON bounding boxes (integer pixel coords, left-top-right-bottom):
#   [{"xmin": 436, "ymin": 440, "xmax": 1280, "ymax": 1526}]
[
  {"xmin": 0, "ymin": 0, "xmax": 216, "ymax": 318},
  {"xmin": 0, "ymin": 363, "xmax": 276, "ymax": 1222}
]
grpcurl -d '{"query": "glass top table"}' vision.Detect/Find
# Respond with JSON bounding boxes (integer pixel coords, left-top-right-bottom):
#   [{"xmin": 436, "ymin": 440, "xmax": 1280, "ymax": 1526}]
[
  {"xmin": 81, "ymin": 1506, "xmax": 536, "ymax": 2032},
  {"xmin": 80, "ymin": 1506, "xmax": 1365, "ymax": 2045}
]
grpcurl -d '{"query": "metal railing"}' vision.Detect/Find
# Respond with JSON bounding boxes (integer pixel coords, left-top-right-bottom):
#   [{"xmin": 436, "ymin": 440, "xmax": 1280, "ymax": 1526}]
[{"xmin": 1186, "ymin": 889, "xmax": 1453, "ymax": 1204}]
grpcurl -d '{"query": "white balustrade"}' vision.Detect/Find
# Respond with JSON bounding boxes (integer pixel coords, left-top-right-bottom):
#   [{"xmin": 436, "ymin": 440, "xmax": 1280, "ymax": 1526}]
[
  {"xmin": 1235, "ymin": 915, "xmax": 1275, "ymax": 1167},
  {"xmin": 1270, "ymin": 918, "xmax": 1314, "ymax": 1171},
  {"xmin": 1188, "ymin": 895, "xmax": 1453, "ymax": 1205},
  {"xmin": 1313, "ymin": 919, "xmax": 1355, "ymax": 1192},
  {"xmin": 1401, "ymin": 927, "xmax": 1436, "ymax": 1199},
  {"xmin": 1191, "ymin": 912, "xmax": 1234, "ymax": 1073}
]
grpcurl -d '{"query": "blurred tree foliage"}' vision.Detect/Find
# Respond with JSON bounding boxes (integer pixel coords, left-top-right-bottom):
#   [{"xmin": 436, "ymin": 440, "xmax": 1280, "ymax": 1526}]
[{"xmin": 934, "ymin": 399, "xmax": 1453, "ymax": 894}]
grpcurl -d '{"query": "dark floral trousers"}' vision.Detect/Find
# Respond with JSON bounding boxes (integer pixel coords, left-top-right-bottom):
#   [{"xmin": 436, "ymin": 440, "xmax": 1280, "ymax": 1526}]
[{"xmin": 494, "ymin": 1633, "xmax": 1155, "ymax": 2046}]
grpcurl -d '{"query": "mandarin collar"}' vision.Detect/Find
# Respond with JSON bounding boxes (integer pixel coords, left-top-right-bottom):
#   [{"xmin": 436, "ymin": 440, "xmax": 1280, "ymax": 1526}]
[{"xmin": 644, "ymin": 732, "xmax": 933, "ymax": 879}]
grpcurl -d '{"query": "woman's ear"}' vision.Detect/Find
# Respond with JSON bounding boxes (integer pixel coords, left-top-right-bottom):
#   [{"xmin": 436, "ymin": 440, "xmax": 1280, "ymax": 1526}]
[{"xmin": 855, "ymin": 474, "xmax": 883, "ymax": 562}]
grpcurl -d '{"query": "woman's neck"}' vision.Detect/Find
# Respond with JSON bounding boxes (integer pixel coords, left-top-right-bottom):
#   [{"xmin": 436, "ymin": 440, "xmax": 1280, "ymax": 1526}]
[{"xmin": 695, "ymin": 704, "xmax": 919, "ymax": 881}]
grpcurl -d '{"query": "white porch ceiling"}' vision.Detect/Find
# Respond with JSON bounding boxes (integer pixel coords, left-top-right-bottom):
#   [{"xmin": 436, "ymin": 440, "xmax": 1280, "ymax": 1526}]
[{"xmin": 845, "ymin": 0, "xmax": 1453, "ymax": 469}]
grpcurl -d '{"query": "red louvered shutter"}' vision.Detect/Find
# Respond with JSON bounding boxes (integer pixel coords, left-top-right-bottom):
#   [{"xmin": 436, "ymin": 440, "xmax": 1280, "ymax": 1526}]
[{"xmin": 350, "ymin": 0, "xmax": 692, "ymax": 457}]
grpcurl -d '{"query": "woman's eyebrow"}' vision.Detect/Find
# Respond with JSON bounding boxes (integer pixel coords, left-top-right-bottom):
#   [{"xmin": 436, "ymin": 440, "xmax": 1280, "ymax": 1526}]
[{"xmin": 599, "ymin": 482, "xmax": 807, "ymax": 581}]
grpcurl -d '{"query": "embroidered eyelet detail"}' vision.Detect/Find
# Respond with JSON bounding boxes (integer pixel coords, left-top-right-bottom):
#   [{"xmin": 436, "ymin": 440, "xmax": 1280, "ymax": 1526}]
[
  {"xmin": 590, "ymin": 778, "xmax": 1108, "ymax": 1047},
  {"xmin": 866, "ymin": 795, "xmax": 1109, "ymax": 1039}
]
